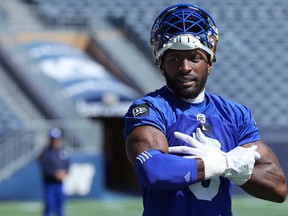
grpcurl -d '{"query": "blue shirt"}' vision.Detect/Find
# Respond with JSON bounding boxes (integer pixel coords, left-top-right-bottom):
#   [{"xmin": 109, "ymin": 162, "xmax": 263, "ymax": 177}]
[
  {"xmin": 39, "ymin": 146, "xmax": 69, "ymax": 183},
  {"xmin": 124, "ymin": 86, "xmax": 259, "ymax": 216}
]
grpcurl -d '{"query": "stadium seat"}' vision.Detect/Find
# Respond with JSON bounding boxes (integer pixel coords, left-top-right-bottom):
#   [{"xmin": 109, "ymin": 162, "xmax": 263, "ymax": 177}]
[
  {"xmin": 17, "ymin": 0, "xmax": 288, "ymax": 131},
  {"xmin": 0, "ymin": 98, "xmax": 24, "ymax": 142}
]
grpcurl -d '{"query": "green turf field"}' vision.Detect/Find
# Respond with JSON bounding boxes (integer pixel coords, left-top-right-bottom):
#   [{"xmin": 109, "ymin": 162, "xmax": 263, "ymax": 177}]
[{"xmin": 0, "ymin": 195, "xmax": 287, "ymax": 216}]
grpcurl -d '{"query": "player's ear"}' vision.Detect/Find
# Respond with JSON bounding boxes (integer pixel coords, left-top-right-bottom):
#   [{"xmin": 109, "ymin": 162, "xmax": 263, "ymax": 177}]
[
  {"xmin": 159, "ymin": 64, "xmax": 165, "ymax": 75},
  {"xmin": 207, "ymin": 65, "xmax": 213, "ymax": 75},
  {"xmin": 157, "ymin": 58, "xmax": 165, "ymax": 75}
]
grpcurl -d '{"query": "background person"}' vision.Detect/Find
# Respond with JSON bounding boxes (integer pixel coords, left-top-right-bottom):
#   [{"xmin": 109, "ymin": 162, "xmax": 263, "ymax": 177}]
[{"xmin": 39, "ymin": 128, "xmax": 70, "ymax": 216}]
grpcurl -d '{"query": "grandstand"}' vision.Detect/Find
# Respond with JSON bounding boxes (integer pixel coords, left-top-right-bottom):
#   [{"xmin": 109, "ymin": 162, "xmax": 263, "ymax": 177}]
[{"xmin": 0, "ymin": 0, "xmax": 287, "ymax": 199}]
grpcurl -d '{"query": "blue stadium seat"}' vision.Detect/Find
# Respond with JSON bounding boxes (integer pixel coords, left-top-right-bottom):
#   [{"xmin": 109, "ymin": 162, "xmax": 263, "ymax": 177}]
[
  {"xmin": 21, "ymin": 0, "xmax": 288, "ymax": 130},
  {"xmin": 0, "ymin": 98, "xmax": 24, "ymax": 141}
]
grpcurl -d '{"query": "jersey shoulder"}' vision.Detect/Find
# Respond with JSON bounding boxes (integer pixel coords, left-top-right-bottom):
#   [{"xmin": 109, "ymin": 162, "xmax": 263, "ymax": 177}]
[
  {"xmin": 126, "ymin": 86, "xmax": 179, "ymax": 115},
  {"xmin": 124, "ymin": 86, "xmax": 180, "ymax": 137},
  {"xmin": 207, "ymin": 92, "xmax": 251, "ymax": 114},
  {"xmin": 206, "ymin": 92, "xmax": 258, "ymax": 130}
]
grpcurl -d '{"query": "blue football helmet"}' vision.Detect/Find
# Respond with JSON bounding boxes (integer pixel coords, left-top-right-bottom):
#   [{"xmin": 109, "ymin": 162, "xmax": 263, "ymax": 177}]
[{"xmin": 150, "ymin": 3, "xmax": 218, "ymax": 64}]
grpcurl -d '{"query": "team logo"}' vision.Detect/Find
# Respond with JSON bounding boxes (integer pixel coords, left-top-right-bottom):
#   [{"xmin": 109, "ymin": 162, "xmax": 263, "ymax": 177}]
[
  {"xmin": 197, "ymin": 114, "xmax": 211, "ymax": 134},
  {"xmin": 132, "ymin": 104, "xmax": 149, "ymax": 117},
  {"xmin": 197, "ymin": 114, "xmax": 206, "ymax": 124}
]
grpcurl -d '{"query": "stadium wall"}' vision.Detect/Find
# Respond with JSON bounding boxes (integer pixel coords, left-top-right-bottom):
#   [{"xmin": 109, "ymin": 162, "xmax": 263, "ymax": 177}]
[{"xmin": 0, "ymin": 153, "xmax": 104, "ymax": 200}]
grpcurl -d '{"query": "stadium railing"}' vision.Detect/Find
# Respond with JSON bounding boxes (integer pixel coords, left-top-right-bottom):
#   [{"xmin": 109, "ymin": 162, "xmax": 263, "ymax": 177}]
[{"xmin": 0, "ymin": 118, "xmax": 103, "ymax": 183}]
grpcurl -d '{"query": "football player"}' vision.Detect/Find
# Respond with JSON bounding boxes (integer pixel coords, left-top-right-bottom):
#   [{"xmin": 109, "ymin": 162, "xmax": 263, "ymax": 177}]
[{"xmin": 124, "ymin": 3, "xmax": 286, "ymax": 216}]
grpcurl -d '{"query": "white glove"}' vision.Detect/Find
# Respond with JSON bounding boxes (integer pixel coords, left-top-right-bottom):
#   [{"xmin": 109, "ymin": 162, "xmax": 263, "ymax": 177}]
[
  {"xmin": 225, "ymin": 145, "xmax": 260, "ymax": 185},
  {"xmin": 168, "ymin": 145, "xmax": 198, "ymax": 158},
  {"xmin": 173, "ymin": 128, "xmax": 261, "ymax": 183},
  {"xmin": 173, "ymin": 128, "xmax": 228, "ymax": 180}
]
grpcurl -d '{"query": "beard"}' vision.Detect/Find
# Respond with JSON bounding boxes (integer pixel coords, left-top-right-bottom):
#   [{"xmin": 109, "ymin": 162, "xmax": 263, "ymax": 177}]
[{"xmin": 163, "ymin": 71, "xmax": 208, "ymax": 99}]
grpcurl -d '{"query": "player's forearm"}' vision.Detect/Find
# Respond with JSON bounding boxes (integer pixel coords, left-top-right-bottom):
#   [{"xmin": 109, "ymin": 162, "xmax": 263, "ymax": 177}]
[
  {"xmin": 134, "ymin": 150, "xmax": 205, "ymax": 189},
  {"xmin": 241, "ymin": 163, "xmax": 287, "ymax": 203}
]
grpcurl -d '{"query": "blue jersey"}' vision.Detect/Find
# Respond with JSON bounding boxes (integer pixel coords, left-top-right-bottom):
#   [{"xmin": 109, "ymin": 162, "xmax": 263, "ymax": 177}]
[{"xmin": 124, "ymin": 86, "xmax": 260, "ymax": 216}]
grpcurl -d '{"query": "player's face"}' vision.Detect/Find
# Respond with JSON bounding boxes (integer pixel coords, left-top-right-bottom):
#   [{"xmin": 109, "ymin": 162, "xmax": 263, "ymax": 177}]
[{"xmin": 162, "ymin": 49, "xmax": 211, "ymax": 99}]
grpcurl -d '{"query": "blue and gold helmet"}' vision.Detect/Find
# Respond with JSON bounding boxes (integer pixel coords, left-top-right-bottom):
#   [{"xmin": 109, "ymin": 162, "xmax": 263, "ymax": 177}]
[{"xmin": 150, "ymin": 3, "xmax": 218, "ymax": 64}]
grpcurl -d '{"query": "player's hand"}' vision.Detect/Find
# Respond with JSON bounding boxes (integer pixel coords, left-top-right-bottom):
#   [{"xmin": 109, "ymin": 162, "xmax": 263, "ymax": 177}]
[
  {"xmin": 172, "ymin": 128, "xmax": 261, "ymax": 184},
  {"xmin": 224, "ymin": 145, "xmax": 260, "ymax": 185},
  {"xmin": 173, "ymin": 128, "xmax": 228, "ymax": 179},
  {"xmin": 55, "ymin": 170, "xmax": 68, "ymax": 181},
  {"xmin": 168, "ymin": 145, "xmax": 198, "ymax": 158}
]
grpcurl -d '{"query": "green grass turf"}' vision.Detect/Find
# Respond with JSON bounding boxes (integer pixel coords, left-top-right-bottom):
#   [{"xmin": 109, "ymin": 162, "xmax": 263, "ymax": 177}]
[
  {"xmin": 232, "ymin": 195, "xmax": 288, "ymax": 216},
  {"xmin": 0, "ymin": 195, "xmax": 287, "ymax": 216}
]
